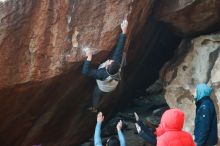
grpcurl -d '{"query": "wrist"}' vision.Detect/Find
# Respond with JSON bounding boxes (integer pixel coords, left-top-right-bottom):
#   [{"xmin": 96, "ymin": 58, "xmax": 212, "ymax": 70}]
[
  {"xmin": 122, "ymin": 30, "xmax": 127, "ymax": 34},
  {"xmin": 87, "ymin": 55, "xmax": 92, "ymax": 61},
  {"xmin": 97, "ymin": 121, "xmax": 102, "ymax": 124}
]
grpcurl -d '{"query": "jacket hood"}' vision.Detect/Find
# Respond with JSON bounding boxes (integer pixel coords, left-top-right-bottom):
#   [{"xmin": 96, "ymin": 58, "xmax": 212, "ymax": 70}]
[
  {"xmin": 106, "ymin": 71, "xmax": 120, "ymax": 81},
  {"xmin": 155, "ymin": 109, "xmax": 184, "ymax": 136},
  {"xmin": 196, "ymin": 83, "xmax": 212, "ymax": 101}
]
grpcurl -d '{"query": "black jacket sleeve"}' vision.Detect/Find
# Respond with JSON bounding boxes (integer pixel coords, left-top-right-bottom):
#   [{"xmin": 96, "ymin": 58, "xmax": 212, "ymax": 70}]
[
  {"xmin": 82, "ymin": 33, "xmax": 126, "ymax": 79},
  {"xmin": 137, "ymin": 120, "xmax": 156, "ymax": 145},
  {"xmin": 111, "ymin": 33, "xmax": 126, "ymax": 63},
  {"xmin": 82, "ymin": 60, "xmax": 107, "ymax": 80},
  {"xmin": 139, "ymin": 130, "xmax": 156, "ymax": 145}
]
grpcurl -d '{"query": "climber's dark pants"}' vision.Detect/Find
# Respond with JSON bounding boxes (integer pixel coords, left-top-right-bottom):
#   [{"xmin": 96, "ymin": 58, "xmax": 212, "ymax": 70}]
[
  {"xmin": 137, "ymin": 120, "xmax": 157, "ymax": 146},
  {"xmin": 92, "ymin": 85, "xmax": 104, "ymax": 108}
]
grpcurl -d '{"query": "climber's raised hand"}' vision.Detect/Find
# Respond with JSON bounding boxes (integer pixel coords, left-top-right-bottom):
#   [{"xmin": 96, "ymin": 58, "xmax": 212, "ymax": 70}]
[
  {"xmin": 84, "ymin": 47, "xmax": 93, "ymax": 61},
  {"xmin": 121, "ymin": 19, "xmax": 128, "ymax": 34}
]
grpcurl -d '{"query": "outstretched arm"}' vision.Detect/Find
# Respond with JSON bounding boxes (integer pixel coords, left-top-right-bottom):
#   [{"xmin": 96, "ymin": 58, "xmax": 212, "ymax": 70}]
[
  {"xmin": 135, "ymin": 121, "xmax": 156, "ymax": 145},
  {"xmin": 117, "ymin": 120, "xmax": 126, "ymax": 146},
  {"xmin": 82, "ymin": 61, "xmax": 104, "ymax": 80},
  {"xmin": 82, "ymin": 48, "xmax": 105, "ymax": 80},
  {"xmin": 94, "ymin": 122, "xmax": 102, "ymax": 146},
  {"xmin": 94, "ymin": 112, "xmax": 104, "ymax": 146},
  {"xmin": 111, "ymin": 20, "xmax": 128, "ymax": 63},
  {"xmin": 139, "ymin": 130, "xmax": 156, "ymax": 145}
]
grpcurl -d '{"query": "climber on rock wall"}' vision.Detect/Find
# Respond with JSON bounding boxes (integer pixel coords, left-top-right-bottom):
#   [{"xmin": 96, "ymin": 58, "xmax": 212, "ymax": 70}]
[
  {"xmin": 135, "ymin": 109, "xmax": 195, "ymax": 146},
  {"xmin": 194, "ymin": 83, "xmax": 218, "ymax": 146},
  {"xmin": 82, "ymin": 19, "xmax": 128, "ymax": 112},
  {"xmin": 94, "ymin": 112, "xmax": 126, "ymax": 146}
]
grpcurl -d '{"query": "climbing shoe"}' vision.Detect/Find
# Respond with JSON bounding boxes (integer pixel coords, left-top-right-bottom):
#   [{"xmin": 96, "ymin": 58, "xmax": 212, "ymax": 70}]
[{"xmin": 88, "ymin": 106, "xmax": 98, "ymax": 113}]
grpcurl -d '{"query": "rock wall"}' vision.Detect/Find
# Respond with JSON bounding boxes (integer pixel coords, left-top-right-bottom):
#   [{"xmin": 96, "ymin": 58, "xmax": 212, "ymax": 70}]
[
  {"xmin": 1, "ymin": 0, "xmax": 220, "ymax": 145},
  {"xmin": 0, "ymin": 0, "xmax": 134, "ymax": 88},
  {"xmin": 161, "ymin": 34, "xmax": 220, "ymax": 144},
  {"xmin": 156, "ymin": 0, "xmax": 220, "ymax": 36},
  {"xmin": 0, "ymin": 0, "xmax": 159, "ymax": 146},
  {"xmin": 157, "ymin": 1, "xmax": 220, "ymax": 144}
]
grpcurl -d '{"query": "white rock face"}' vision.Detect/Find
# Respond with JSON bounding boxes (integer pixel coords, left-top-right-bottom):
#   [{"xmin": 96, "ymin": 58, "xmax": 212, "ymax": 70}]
[{"xmin": 162, "ymin": 33, "xmax": 220, "ymax": 144}]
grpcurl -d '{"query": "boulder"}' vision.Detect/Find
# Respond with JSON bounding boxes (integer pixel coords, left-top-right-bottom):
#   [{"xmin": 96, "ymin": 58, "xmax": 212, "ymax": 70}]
[
  {"xmin": 155, "ymin": 0, "xmax": 220, "ymax": 36},
  {"xmin": 161, "ymin": 33, "xmax": 220, "ymax": 144},
  {"xmin": 0, "ymin": 0, "xmax": 161, "ymax": 145}
]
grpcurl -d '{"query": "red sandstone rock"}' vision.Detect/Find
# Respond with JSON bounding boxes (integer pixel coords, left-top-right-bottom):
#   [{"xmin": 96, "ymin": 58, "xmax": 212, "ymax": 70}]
[
  {"xmin": 155, "ymin": 0, "xmax": 220, "ymax": 36},
  {"xmin": 0, "ymin": 0, "xmax": 157, "ymax": 146}
]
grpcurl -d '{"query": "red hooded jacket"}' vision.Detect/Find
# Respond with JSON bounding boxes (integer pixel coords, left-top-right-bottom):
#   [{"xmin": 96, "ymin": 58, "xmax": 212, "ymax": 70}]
[{"xmin": 155, "ymin": 109, "xmax": 195, "ymax": 146}]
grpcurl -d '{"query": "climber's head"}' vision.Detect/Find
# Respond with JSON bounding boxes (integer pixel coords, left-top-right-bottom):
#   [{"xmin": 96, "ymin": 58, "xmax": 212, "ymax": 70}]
[
  {"xmin": 106, "ymin": 136, "xmax": 120, "ymax": 146},
  {"xmin": 105, "ymin": 59, "xmax": 120, "ymax": 75}
]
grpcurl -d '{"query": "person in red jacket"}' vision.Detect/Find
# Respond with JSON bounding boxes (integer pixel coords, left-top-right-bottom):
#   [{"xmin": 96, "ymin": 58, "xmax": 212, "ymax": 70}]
[
  {"xmin": 155, "ymin": 108, "xmax": 195, "ymax": 146},
  {"xmin": 135, "ymin": 108, "xmax": 195, "ymax": 146}
]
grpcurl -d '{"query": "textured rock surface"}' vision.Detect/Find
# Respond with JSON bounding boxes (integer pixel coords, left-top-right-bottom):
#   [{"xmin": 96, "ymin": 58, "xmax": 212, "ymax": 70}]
[
  {"xmin": 0, "ymin": 0, "xmax": 134, "ymax": 87},
  {"xmin": 1, "ymin": 0, "xmax": 208, "ymax": 145},
  {"xmin": 155, "ymin": 0, "xmax": 220, "ymax": 36},
  {"xmin": 0, "ymin": 0, "xmax": 162, "ymax": 146},
  {"xmin": 161, "ymin": 33, "xmax": 220, "ymax": 144}
]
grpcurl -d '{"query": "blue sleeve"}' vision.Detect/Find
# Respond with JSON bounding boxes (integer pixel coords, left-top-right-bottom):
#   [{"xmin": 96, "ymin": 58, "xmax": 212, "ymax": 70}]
[
  {"xmin": 111, "ymin": 33, "xmax": 126, "ymax": 63},
  {"xmin": 194, "ymin": 104, "xmax": 211, "ymax": 146},
  {"xmin": 118, "ymin": 130, "xmax": 126, "ymax": 146},
  {"xmin": 94, "ymin": 122, "xmax": 102, "ymax": 146},
  {"xmin": 82, "ymin": 60, "xmax": 105, "ymax": 80}
]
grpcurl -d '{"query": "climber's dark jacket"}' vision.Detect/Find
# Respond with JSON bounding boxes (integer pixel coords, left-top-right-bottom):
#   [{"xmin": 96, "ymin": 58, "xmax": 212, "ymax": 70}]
[
  {"xmin": 82, "ymin": 33, "xmax": 126, "ymax": 81},
  {"xmin": 194, "ymin": 84, "xmax": 218, "ymax": 146}
]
